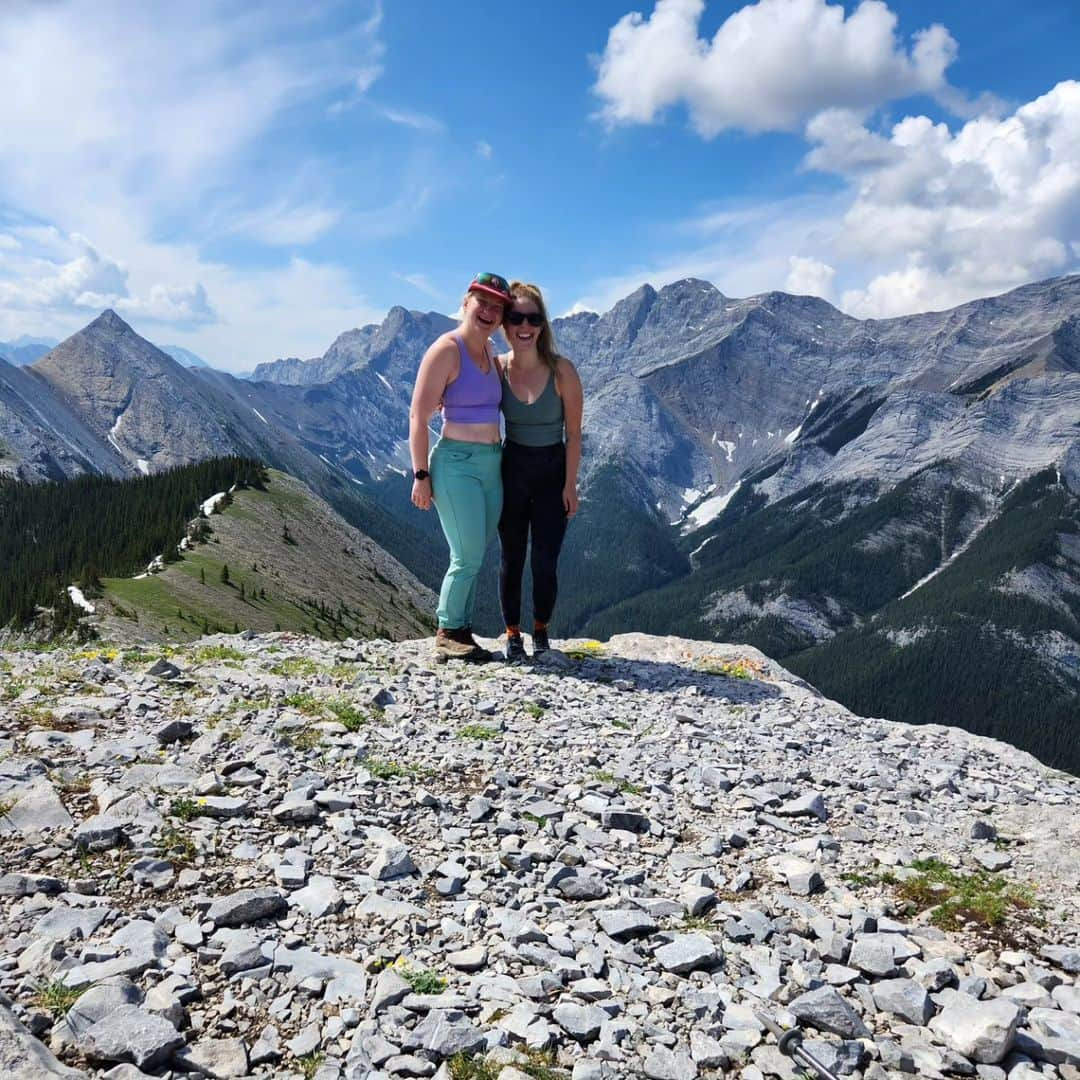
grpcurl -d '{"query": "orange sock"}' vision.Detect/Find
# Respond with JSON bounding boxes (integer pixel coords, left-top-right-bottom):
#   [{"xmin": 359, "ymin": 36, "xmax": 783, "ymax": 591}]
[
  {"xmin": 534, "ymin": 620, "xmax": 548, "ymax": 632},
  {"xmin": 506, "ymin": 625, "xmax": 521, "ymax": 638}
]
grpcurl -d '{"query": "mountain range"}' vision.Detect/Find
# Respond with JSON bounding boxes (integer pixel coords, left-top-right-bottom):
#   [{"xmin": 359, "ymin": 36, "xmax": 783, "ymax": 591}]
[{"xmin": 1, "ymin": 275, "xmax": 1078, "ymax": 770}]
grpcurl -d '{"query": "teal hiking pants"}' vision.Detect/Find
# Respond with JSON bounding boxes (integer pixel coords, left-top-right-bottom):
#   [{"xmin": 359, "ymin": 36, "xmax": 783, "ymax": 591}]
[{"xmin": 430, "ymin": 438, "xmax": 503, "ymax": 629}]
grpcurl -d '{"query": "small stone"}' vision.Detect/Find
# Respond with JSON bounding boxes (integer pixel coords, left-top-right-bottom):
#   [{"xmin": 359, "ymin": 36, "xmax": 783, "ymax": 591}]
[
  {"xmin": 552, "ymin": 1003, "xmax": 608, "ymax": 1043},
  {"xmin": 173, "ymin": 1037, "xmax": 250, "ymax": 1078},
  {"xmin": 654, "ymin": 934, "xmax": 721, "ymax": 974},
  {"xmin": 928, "ymin": 997, "xmax": 1021, "ymax": 1064},
  {"xmin": 788, "ymin": 986, "xmax": 870, "ymax": 1039},
  {"xmin": 973, "ymin": 849, "xmax": 1012, "ymax": 872},
  {"xmin": 776, "ymin": 791, "xmax": 828, "ymax": 821},
  {"xmin": 403, "ymin": 1010, "xmax": 486, "ymax": 1056},
  {"xmin": 643, "ymin": 1046, "xmax": 698, "ymax": 1079},
  {"xmin": 1042, "ymin": 946, "xmax": 1080, "ymax": 974},
  {"xmin": 872, "ymin": 979, "xmax": 934, "ymax": 1025},
  {"xmin": 446, "ymin": 946, "xmax": 487, "ymax": 971},
  {"xmin": 600, "ymin": 808, "xmax": 650, "ymax": 833},
  {"xmin": 82, "ymin": 1005, "xmax": 184, "ymax": 1070},
  {"xmin": 369, "ymin": 842, "xmax": 416, "ymax": 881},
  {"xmin": 154, "ymin": 719, "xmax": 193, "ymax": 745},
  {"xmin": 75, "ymin": 814, "xmax": 127, "ymax": 852},
  {"xmin": 206, "ymin": 887, "xmax": 287, "ymax": 928},
  {"xmin": 597, "ymin": 909, "xmax": 658, "ymax": 940}
]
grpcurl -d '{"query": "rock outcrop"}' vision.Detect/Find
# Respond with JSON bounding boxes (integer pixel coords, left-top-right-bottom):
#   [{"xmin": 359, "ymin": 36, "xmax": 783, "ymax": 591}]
[{"xmin": 1, "ymin": 631, "xmax": 1078, "ymax": 1078}]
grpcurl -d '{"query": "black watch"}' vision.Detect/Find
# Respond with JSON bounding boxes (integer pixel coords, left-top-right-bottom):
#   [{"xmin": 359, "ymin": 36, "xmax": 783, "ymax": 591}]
[{"xmin": 413, "ymin": 469, "xmax": 430, "ymax": 481}]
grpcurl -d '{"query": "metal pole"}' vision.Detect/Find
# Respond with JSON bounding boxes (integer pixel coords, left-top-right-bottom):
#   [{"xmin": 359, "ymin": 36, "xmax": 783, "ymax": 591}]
[{"xmin": 753, "ymin": 1008, "xmax": 842, "ymax": 1080}]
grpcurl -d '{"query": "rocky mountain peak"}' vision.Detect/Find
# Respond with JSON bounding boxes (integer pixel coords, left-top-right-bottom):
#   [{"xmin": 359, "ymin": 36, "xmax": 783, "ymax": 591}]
[{"xmin": 86, "ymin": 307, "xmax": 131, "ymax": 335}]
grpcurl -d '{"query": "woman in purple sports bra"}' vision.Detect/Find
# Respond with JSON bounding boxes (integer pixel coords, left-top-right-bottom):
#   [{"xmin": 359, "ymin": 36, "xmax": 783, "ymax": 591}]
[{"xmin": 408, "ymin": 272, "xmax": 513, "ymax": 662}]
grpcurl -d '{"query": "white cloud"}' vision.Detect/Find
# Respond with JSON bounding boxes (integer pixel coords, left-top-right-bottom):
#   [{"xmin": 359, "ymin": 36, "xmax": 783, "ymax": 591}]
[
  {"xmin": 393, "ymin": 272, "xmax": 444, "ymax": 301},
  {"xmin": 785, "ymin": 256, "xmax": 836, "ymax": 300},
  {"xmin": 575, "ymin": 58, "xmax": 1080, "ymax": 322},
  {"xmin": 477, "ymin": 141, "xmax": 494, "ymax": 160},
  {"xmin": 117, "ymin": 283, "xmax": 216, "ymax": 326},
  {"xmin": 0, "ymin": 0, "xmax": 391, "ymax": 366},
  {"xmin": 226, "ymin": 201, "xmax": 344, "ymax": 246},
  {"xmin": 593, "ymin": 0, "xmax": 956, "ymax": 136},
  {"xmin": 0, "ymin": 231, "xmax": 127, "ymax": 311},
  {"xmin": 815, "ymin": 80, "xmax": 1080, "ymax": 316},
  {"xmin": 0, "ymin": 228, "xmax": 216, "ymax": 330},
  {"xmin": 377, "ymin": 105, "xmax": 445, "ymax": 132}
]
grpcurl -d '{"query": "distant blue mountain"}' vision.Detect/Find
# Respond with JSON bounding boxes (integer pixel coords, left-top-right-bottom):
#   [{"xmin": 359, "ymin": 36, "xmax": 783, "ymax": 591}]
[
  {"xmin": 0, "ymin": 336, "xmax": 57, "ymax": 365},
  {"xmin": 163, "ymin": 345, "xmax": 210, "ymax": 369}
]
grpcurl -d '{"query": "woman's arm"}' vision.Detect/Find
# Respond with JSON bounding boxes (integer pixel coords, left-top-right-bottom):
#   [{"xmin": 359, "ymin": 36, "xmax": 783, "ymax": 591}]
[
  {"xmin": 409, "ymin": 339, "xmax": 457, "ymax": 510},
  {"xmin": 557, "ymin": 357, "xmax": 584, "ymax": 518}
]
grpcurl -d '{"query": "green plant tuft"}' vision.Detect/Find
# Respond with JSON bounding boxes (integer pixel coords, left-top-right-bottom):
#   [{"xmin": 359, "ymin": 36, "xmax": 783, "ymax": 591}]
[
  {"xmin": 169, "ymin": 796, "xmax": 201, "ymax": 821},
  {"xmin": 34, "ymin": 978, "xmax": 82, "ymax": 1017},
  {"xmin": 458, "ymin": 723, "xmax": 499, "ymax": 741},
  {"xmin": 894, "ymin": 857, "xmax": 1037, "ymax": 936}
]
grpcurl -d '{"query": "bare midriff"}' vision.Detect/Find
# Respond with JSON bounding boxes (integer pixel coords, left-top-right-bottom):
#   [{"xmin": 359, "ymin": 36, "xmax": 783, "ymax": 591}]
[{"xmin": 441, "ymin": 420, "xmax": 501, "ymax": 443}]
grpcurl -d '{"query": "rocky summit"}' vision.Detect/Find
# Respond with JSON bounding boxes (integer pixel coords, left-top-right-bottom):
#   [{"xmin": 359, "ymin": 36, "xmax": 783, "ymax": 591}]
[{"xmin": 1, "ymin": 632, "xmax": 1079, "ymax": 1080}]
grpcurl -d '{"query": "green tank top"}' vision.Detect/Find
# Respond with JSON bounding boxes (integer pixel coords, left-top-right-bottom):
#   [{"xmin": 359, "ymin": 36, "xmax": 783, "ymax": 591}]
[{"xmin": 501, "ymin": 366, "xmax": 565, "ymax": 446}]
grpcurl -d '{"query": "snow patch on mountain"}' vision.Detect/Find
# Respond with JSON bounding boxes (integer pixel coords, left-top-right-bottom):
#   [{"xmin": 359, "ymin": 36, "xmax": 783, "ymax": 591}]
[
  {"xmin": 66, "ymin": 585, "xmax": 95, "ymax": 613},
  {"xmin": 683, "ymin": 481, "xmax": 742, "ymax": 531}
]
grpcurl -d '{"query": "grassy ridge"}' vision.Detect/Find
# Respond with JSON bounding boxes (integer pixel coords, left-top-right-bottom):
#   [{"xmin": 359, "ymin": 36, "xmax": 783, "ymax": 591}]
[{"xmin": 0, "ymin": 457, "xmax": 265, "ymax": 633}]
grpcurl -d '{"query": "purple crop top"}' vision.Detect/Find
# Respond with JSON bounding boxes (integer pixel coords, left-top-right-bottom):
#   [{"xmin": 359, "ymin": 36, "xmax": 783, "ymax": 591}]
[{"xmin": 442, "ymin": 335, "xmax": 501, "ymax": 424}]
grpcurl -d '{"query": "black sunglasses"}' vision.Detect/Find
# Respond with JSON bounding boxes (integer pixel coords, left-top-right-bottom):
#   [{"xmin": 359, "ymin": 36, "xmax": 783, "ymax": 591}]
[{"xmin": 505, "ymin": 311, "xmax": 544, "ymax": 327}]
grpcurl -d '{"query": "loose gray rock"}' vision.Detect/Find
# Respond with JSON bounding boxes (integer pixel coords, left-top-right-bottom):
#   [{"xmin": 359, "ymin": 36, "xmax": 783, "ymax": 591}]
[
  {"xmin": 173, "ymin": 1037, "xmax": 250, "ymax": 1078},
  {"xmin": 643, "ymin": 1046, "xmax": 698, "ymax": 1079},
  {"xmin": 654, "ymin": 934, "xmax": 721, "ymax": 974},
  {"xmin": 1042, "ymin": 946, "xmax": 1080, "ymax": 973},
  {"xmin": 206, "ymin": 887, "xmax": 287, "ymax": 927},
  {"xmin": 82, "ymin": 1005, "xmax": 184, "ymax": 1069},
  {"xmin": 0, "ymin": 1001, "xmax": 87, "ymax": 1077},
  {"xmin": 403, "ymin": 1010, "xmax": 486, "ymax": 1056},
  {"xmin": 552, "ymin": 1003, "xmax": 608, "ymax": 1043},
  {"xmin": 788, "ymin": 986, "xmax": 871, "ymax": 1039},
  {"xmin": 928, "ymin": 997, "xmax": 1021, "ymax": 1064},
  {"xmin": 872, "ymin": 978, "xmax": 934, "ymax": 1025}
]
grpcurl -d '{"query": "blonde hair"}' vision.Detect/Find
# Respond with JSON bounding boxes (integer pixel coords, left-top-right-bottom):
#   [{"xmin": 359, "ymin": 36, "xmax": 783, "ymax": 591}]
[{"xmin": 507, "ymin": 281, "xmax": 563, "ymax": 373}]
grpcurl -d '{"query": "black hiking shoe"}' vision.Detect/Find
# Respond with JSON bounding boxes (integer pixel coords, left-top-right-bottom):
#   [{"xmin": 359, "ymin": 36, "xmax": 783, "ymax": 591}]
[
  {"xmin": 532, "ymin": 627, "xmax": 550, "ymax": 655},
  {"xmin": 434, "ymin": 628, "xmax": 492, "ymax": 663},
  {"xmin": 504, "ymin": 633, "xmax": 526, "ymax": 662}
]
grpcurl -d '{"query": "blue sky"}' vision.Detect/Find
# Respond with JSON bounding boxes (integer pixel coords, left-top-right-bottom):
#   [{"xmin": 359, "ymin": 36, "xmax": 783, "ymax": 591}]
[{"xmin": 0, "ymin": 0, "xmax": 1077, "ymax": 371}]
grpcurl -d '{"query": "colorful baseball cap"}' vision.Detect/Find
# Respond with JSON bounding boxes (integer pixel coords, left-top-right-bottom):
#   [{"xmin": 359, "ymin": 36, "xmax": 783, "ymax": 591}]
[{"xmin": 468, "ymin": 271, "xmax": 513, "ymax": 306}]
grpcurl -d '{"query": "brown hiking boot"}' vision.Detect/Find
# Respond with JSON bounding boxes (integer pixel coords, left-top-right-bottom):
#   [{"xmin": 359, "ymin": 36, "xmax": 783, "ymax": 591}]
[{"xmin": 433, "ymin": 627, "xmax": 492, "ymax": 663}]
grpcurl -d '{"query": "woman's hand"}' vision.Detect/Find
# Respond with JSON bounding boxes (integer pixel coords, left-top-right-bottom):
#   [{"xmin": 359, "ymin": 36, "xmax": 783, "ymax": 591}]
[
  {"xmin": 563, "ymin": 483, "xmax": 579, "ymax": 518},
  {"xmin": 412, "ymin": 477, "xmax": 433, "ymax": 510}
]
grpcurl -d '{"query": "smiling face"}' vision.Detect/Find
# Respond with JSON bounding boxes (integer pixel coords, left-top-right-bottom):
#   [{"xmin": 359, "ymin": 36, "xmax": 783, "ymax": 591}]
[
  {"xmin": 463, "ymin": 290, "xmax": 505, "ymax": 335},
  {"xmin": 505, "ymin": 297, "xmax": 544, "ymax": 350}
]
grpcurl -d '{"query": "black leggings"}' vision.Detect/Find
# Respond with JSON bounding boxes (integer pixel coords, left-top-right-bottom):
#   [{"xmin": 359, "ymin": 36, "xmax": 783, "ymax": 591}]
[{"xmin": 498, "ymin": 441, "xmax": 568, "ymax": 628}]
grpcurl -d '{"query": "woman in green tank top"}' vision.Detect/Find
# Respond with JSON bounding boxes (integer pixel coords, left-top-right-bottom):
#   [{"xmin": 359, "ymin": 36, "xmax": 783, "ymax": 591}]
[{"xmin": 497, "ymin": 282, "xmax": 584, "ymax": 660}]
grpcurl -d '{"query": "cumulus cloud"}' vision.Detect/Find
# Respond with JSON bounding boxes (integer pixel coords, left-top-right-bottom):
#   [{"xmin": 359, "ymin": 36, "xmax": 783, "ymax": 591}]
[
  {"xmin": 0, "ymin": 0, "xmax": 388, "ymax": 364},
  {"xmin": 0, "ymin": 232, "xmax": 127, "ymax": 311},
  {"xmin": 811, "ymin": 80, "xmax": 1080, "ymax": 316},
  {"xmin": 593, "ymin": 0, "xmax": 956, "ymax": 136},
  {"xmin": 0, "ymin": 228, "xmax": 215, "ymax": 329},
  {"xmin": 116, "ymin": 283, "xmax": 216, "ymax": 326},
  {"xmin": 785, "ymin": 256, "xmax": 837, "ymax": 300}
]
